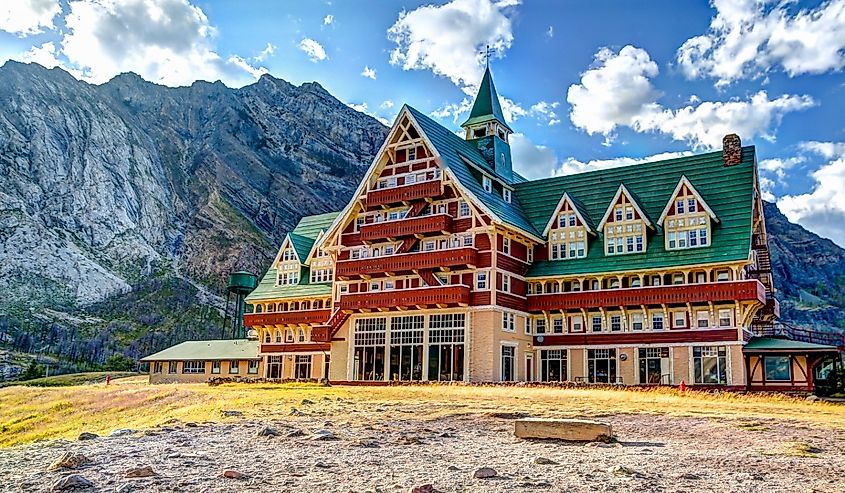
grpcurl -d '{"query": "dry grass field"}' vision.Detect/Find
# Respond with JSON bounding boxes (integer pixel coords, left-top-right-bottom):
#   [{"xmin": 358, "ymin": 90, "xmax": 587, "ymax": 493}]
[
  {"xmin": 1, "ymin": 378, "xmax": 844, "ymax": 492},
  {"xmin": 1, "ymin": 376, "xmax": 843, "ymax": 447}
]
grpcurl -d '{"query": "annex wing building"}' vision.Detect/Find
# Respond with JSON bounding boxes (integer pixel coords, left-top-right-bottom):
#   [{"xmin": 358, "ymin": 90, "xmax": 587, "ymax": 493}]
[{"xmin": 146, "ymin": 68, "xmax": 842, "ymax": 392}]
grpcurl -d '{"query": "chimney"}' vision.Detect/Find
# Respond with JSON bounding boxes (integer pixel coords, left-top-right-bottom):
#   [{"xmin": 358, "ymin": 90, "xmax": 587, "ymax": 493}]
[{"xmin": 723, "ymin": 133, "xmax": 742, "ymax": 166}]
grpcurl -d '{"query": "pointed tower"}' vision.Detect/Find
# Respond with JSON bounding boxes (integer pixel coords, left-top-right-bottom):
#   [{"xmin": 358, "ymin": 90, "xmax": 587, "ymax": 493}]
[{"xmin": 462, "ymin": 67, "xmax": 513, "ymax": 180}]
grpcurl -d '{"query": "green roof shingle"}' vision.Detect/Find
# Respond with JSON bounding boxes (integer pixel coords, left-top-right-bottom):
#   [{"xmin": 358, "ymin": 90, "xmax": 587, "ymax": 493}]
[
  {"xmin": 141, "ymin": 339, "xmax": 259, "ymax": 361},
  {"xmin": 743, "ymin": 337, "xmax": 839, "ymax": 352},
  {"xmin": 514, "ymin": 147, "xmax": 756, "ymax": 278},
  {"xmin": 461, "ymin": 67, "xmax": 512, "ymax": 132}
]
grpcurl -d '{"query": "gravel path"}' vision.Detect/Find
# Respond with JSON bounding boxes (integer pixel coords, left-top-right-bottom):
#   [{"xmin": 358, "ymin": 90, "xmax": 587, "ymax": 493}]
[{"xmin": 1, "ymin": 405, "xmax": 843, "ymax": 492}]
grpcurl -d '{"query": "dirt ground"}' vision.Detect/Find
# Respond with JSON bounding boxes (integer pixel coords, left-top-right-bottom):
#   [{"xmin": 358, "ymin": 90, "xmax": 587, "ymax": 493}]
[{"xmin": 1, "ymin": 394, "xmax": 844, "ymax": 493}]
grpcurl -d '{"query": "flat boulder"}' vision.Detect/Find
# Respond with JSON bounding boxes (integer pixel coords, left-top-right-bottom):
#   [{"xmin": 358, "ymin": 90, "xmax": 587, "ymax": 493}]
[{"xmin": 514, "ymin": 418, "xmax": 611, "ymax": 442}]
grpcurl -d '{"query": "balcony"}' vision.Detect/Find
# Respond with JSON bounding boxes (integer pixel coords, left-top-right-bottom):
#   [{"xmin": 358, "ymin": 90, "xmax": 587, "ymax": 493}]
[
  {"xmin": 366, "ymin": 180, "xmax": 442, "ymax": 207},
  {"xmin": 359, "ymin": 214, "xmax": 452, "ymax": 241},
  {"xmin": 336, "ymin": 247, "xmax": 477, "ymax": 278},
  {"xmin": 339, "ymin": 285, "xmax": 471, "ymax": 311},
  {"xmin": 243, "ymin": 309, "xmax": 331, "ymax": 327},
  {"xmin": 527, "ymin": 280, "xmax": 766, "ymax": 312}
]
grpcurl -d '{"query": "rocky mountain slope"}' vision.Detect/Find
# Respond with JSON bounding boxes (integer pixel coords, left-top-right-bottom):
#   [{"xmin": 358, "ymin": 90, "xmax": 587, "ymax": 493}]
[
  {"xmin": 0, "ymin": 62, "xmax": 385, "ymax": 365},
  {"xmin": 0, "ymin": 61, "xmax": 841, "ymax": 370}
]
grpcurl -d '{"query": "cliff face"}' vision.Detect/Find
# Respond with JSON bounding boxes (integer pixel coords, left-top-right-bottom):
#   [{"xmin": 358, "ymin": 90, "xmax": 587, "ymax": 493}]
[{"xmin": 0, "ymin": 62, "xmax": 386, "ymax": 311}]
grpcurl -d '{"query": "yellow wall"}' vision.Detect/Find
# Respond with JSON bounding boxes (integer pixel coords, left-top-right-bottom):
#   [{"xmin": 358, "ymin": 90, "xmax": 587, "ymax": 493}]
[{"xmin": 148, "ymin": 359, "xmax": 263, "ymax": 384}]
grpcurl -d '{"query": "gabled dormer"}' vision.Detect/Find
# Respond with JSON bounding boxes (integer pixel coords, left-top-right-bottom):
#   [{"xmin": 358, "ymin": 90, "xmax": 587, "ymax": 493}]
[
  {"xmin": 305, "ymin": 230, "xmax": 334, "ymax": 284},
  {"xmin": 597, "ymin": 184, "xmax": 653, "ymax": 256},
  {"xmin": 273, "ymin": 235, "xmax": 302, "ymax": 286},
  {"xmin": 461, "ymin": 67, "xmax": 513, "ymax": 181},
  {"xmin": 542, "ymin": 192, "xmax": 595, "ymax": 260},
  {"xmin": 658, "ymin": 175, "xmax": 719, "ymax": 250}
]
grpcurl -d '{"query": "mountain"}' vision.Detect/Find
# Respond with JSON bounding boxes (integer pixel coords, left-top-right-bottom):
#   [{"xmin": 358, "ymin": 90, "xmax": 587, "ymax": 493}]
[
  {"xmin": 0, "ymin": 61, "xmax": 842, "ymax": 372},
  {"xmin": 764, "ymin": 201, "xmax": 845, "ymax": 331},
  {"xmin": 0, "ymin": 62, "xmax": 386, "ymax": 365}
]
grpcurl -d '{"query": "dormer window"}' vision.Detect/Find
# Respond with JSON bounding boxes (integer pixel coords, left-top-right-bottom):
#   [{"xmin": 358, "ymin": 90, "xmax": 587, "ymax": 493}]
[
  {"xmin": 546, "ymin": 193, "xmax": 593, "ymax": 261},
  {"xmin": 660, "ymin": 176, "xmax": 718, "ymax": 251},
  {"xmin": 503, "ymin": 189, "xmax": 512, "ymax": 203},
  {"xmin": 483, "ymin": 176, "xmax": 492, "ymax": 193},
  {"xmin": 598, "ymin": 185, "xmax": 652, "ymax": 257},
  {"xmin": 407, "ymin": 147, "xmax": 416, "ymax": 161}
]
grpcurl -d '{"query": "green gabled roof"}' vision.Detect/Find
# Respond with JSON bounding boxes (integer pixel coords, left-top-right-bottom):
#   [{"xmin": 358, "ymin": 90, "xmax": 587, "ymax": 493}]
[
  {"xmin": 462, "ymin": 67, "xmax": 512, "ymax": 132},
  {"xmin": 406, "ymin": 105, "xmax": 541, "ymax": 239},
  {"xmin": 514, "ymin": 147, "xmax": 756, "ymax": 278},
  {"xmin": 140, "ymin": 339, "xmax": 260, "ymax": 361},
  {"xmin": 565, "ymin": 193, "xmax": 596, "ymax": 232},
  {"xmin": 743, "ymin": 337, "xmax": 840, "ymax": 352},
  {"xmin": 288, "ymin": 211, "xmax": 340, "ymax": 261},
  {"xmin": 245, "ymin": 268, "xmax": 332, "ymax": 303}
]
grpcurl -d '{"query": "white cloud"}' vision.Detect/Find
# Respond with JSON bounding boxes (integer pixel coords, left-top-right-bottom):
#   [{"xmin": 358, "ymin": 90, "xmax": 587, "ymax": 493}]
[
  {"xmin": 44, "ymin": 0, "xmax": 266, "ymax": 87},
  {"xmin": 299, "ymin": 37, "xmax": 328, "ymax": 62},
  {"xmin": 510, "ymin": 133, "xmax": 558, "ymax": 180},
  {"xmin": 254, "ymin": 43, "xmax": 276, "ymax": 62},
  {"xmin": 0, "ymin": 0, "xmax": 61, "ymax": 36},
  {"xmin": 431, "ymin": 98, "xmax": 473, "ymax": 122},
  {"xmin": 323, "ymin": 14, "xmax": 334, "ymax": 25},
  {"xmin": 759, "ymin": 156, "xmax": 805, "ymax": 181},
  {"xmin": 546, "ymin": 25, "xmax": 554, "ymax": 39},
  {"xmin": 567, "ymin": 45, "xmax": 814, "ymax": 149},
  {"xmin": 677, "ymin": 0, "xmax": 845, "ymax": 86},
  {"xmin": 19, "ymin": 41, "xmax": 62, "ymax": 69},
  {"xmin": 554, "ymin": 151, "xmax": 693, "ymax": 176},
  {"xmin": 380, "ymin": 100, "xmax": 395, "ymax": 109},
  {"xmin": 361, "ymin": 65, "xmax": 377, "ymax": 80},
  {"xmin": 529, "ymin": 101, "xmax": 560, "ymax": 126},
  {"xmin": 759, "ymin": 176, "xmax": 776, "ymax": 202},
  {"xmin": 346, "ymin": 102, "xmax": 390, "ymax": 126},
  {"xmin": 778, "ymin": 141, "xmax": 845, "ymax": 247},
  {"xmin": 387, "ymin": 0, "xmax": 518, "ymax": 94}
]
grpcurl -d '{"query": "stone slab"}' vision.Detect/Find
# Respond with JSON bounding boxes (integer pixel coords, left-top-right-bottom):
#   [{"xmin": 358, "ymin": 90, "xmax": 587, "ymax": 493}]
[{"xmin": 514, "ymin": 418, "xmax": 611, "ymax": 441}]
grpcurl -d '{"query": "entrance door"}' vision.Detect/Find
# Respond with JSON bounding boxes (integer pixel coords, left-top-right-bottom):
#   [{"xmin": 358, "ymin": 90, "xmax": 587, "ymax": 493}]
[
  {"xmin": 587, "ymin": 349, "xmax": 617, "ymax": 383},
  {"xmin": 638, "ymin": 347, "xmax": 670, "ymax": 384},
  {"xmin": 525, "ymin": 354, "xmax": 534, "ymax": 382},
  {"xmin": 267, "ymin": 355, "xmax": 282, "ymax": 379}
]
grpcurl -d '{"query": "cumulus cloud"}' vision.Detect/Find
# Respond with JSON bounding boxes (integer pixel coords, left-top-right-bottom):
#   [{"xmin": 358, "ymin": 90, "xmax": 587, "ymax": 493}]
[
  {"xmin": 323, "ymin": 14, "xmax": 334, "ymax": 25},
  {"xmin": 530, "ymin": 101, "xmax": 560, "ymax": 126},
  {"xmin": 778, "ymin": 141, "xmax": 845, "ymax": 247},
  {"xmin": 759, "ymin": 156, "xmax": 805, "ymax": 182},
  {"xmin": 299, "ymin": 38, "xmax": 328, "ymax": 62},
  {"xmin": 361, "ymin": 66, "xmax": 377, "ymax": 80},
  {"xmin": 380, "ymin": 100, "xmax": 395, "ymax": 109},
  {"xmin": 677, "ymin": 0, "xmax": 845, "ymax": 86},
  {"xmin": 387, "ymin": 0, "xmax": 518, "ymax": 94},
  {"xmin": 19, "ymin": 41, "xmax": 62, "ymax": 69},
  {"xmin": 554, "ymin": 151, "xmax": 694, "ymax": 176},
  {"xmin": 38, "ymin": 0, "xmax": 267, "ymax": 87},
  {"xmin": 546, "ymin": 26, "xmax": 554, "ymax": 39},
  {"xmin": 346, "ymin": 102, "xmax": 390, "ymax": 126},
  {"xmin": 0, "ymin": 0, "xmax": 61, "ymax": 36},
  {"xmin": 254, "ymin": 43, "xmax": 276, "ymax": 63},
  {"xmin": 567, "ymin": 45, "xmax": 815, "ymax": 149}
]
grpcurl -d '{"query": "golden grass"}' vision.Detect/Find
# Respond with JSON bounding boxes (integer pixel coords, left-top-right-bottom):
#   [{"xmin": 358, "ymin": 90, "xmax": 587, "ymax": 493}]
[{"xmin": 0, "ymin": 377, "xmax": 843, "ymax": 448}]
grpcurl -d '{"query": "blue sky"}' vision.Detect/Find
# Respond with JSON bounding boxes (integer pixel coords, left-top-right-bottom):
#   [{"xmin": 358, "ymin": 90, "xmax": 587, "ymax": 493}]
[{"xmin": 1, "ymin": 0, "xmax": 844, "ymax": 247}]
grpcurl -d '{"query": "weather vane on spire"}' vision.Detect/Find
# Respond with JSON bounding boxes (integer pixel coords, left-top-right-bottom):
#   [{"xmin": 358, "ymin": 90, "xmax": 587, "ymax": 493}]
[{"xmin": 481, "ymin": 44, "xmax": 494, "ymax": 68}]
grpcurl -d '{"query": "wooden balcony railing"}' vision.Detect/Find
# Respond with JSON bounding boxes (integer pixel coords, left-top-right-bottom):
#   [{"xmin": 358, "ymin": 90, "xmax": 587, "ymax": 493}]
[
  {"xmin": 366, "ymin": 180, "xmax": 442, "ymax": 207},
  {"xmin": 527, "ymin": 280, "xmax": 766, "ymax": 312},
  {"xmin": 359, "ymin": 214, "xmax": 452, "ymax": 241},
  {"xmin": 339, "ymin": 285, "xmax": 471, "ymax": 311},
  {"xmin": 243, "ymin": 309, "xmax": 331, "ymax": 327},
  {"xmin": 336, "ymin": 247, "xmax": 477, "ymax": 278}
]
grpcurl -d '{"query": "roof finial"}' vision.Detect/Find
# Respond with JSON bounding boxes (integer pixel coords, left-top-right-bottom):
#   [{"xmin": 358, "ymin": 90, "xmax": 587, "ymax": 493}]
[{"xmin": 481, "ymin": 44, "xmax": 493, "ymax": 68}]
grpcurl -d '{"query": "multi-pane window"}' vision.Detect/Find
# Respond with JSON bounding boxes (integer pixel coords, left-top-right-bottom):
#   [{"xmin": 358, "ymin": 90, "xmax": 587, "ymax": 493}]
[
  {"xmin": 278, "ymin": 272, "xmax": 299, "ymax": 286},
  {"xmin": 476, "ymin": 271, "xmax": 488, "ymax": 290},
  {"xmin": 696, "ymin": 310, "xmax": 710, "ymax": 328},
  {"xmin": 282, "ymin": 248, "xmax": 296, "ymax": 261},
  {"xmin": 693, "ymin": 346, "xmax": 727, "ymax": 384},
  {"xmin": 502, "ymin": 237, "xmax": 511, "ymax": 255},
  {"xmin": 168, "ymin": 361, "xmax": 177, "ymax": 374},
  {"xmin": 501, "ymin": 313, "xmax": 516, "ymax": 332},
  {"xmin": 501, "ymin": 346, "xmax": 515, "ymax": 381},
  {"xmin": 211, "ymin": 361, "xmax": 221, "ymax": 374},
  {"xmin": 229, "ymin": 360, "xmax": 239, "ymax": 374},
  {"xmin": 718, "ymin": 309, "xmax": 732, "ymax": 327},
  {"xmin": 501, "ymin": 274, "xmax": 511, "ymax": 293},
  {"xmin": 310, "ymin": 268, "xmax": 333, "ymax": 283},
  {"xmin": 591, "ymin": 316, "xmax": 602, "ymax": 332},
  {"xmin": 631, "ymin": 313, "xmax": 643, "ymax": 330},
  {"xmin": 571, "ymin": 315, "xmax": 584, "ymax": 332},
  {"xmin": 553, "ymin": 317, "xmax": 564, "ymax": 334},
  {"xmin": 503, "ymin": 189, "xmax": 512, "ymax": 203},
  {"xmin": 652, "ymin": 312, "xmax": 664, "ymax": 330},
  {"xmin": 248, "ymin": 360, "xmax": 259, "ymax": 374},
  {"xmin": 458, "ymin": 200, "xmax": 471, "ymax": 218},
  {"xmin": 153, "ymin": 362, "xmax": 163, "ymax": 373},
  {"xmin": 673, "ymin": 311, "xmax": 686, "ymax": 328},
  {"xmin": 550, "ymin": 204, "xmax": 588, "ymax": 260},
  {"xmin": 182, "ymin": 361, "xmax": 205, "ymax": 374},
  {"xmin": 525, "ymin": 317, "xmax": 532, "ymax": 335},
  {"xmin": 665, "ymin": 186, "xmax": 710, "ymax": 250},
  {"xmin": 604, "ymin": 191, "xmax": 646, "ymax": 256},
  {"xmin": 483, "ymin": 176, "xmax": 492, "ymax": 192},
  {"xmin": 610, "ymin": 315, "xmax": 622, "ymax": 332},
  {"xmin": 535, "ymin": 318, "xmax": 546, "ymax": 334}
]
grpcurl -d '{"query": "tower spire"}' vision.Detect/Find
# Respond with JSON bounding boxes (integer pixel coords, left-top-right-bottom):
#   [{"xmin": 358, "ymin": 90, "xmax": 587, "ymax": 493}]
[{"xmin": 461, "ymin": 64, "xmax": 512, "ymax": 133}]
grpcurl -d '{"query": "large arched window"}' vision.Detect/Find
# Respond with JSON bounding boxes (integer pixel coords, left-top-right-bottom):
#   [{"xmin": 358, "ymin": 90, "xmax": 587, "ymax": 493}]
[
  {"xmin": 256, "ymin": 304, "xmax": 263, "ymax": 314},
  {"xmin": 267, "ymin": 303, "xmax": 276, "ymax": 312}
]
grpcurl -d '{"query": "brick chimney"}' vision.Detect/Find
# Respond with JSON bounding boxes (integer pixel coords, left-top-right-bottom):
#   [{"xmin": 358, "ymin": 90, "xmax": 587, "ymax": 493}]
[{"xmin": 723, "ymin": 133, "xmax": 742, "ymax": 166}]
